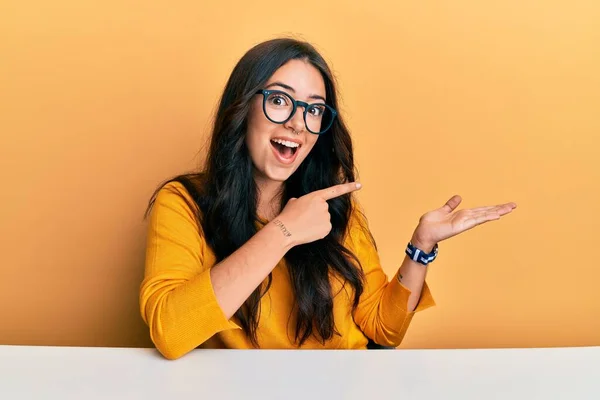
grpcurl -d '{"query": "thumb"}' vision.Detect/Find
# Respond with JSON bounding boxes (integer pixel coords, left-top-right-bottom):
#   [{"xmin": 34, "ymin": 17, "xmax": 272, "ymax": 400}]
[{"xmin": 440, "ymin": 195, "xmax": 462, "ymax": 213}]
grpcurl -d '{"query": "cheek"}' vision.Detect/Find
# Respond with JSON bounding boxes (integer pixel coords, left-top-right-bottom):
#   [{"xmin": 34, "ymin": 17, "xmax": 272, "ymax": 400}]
[
  {"xmin": 246, "ymin": 104, "xmax": 269, "ymax": 149},
  {"xmin": 247, "ymin": 98, "xmax": 268, "ymax": 130},
  {"xmin": 304, "ymin": 136, "xmax": 319, "ymax": 154},
  {"xmin": 247, "ymin": 103, "xmax": 275, "ymax": 140}
]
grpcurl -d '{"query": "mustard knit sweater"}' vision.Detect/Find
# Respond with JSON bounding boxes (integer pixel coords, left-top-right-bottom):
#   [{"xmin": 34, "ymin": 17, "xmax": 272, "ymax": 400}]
[{"xmin": 140, "ymin": 182, "xmax": 435, "ymax": 359}]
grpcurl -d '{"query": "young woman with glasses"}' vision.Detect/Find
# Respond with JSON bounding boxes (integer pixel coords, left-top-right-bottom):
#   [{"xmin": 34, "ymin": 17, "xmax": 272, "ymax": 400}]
[{"xmin": 139, "ymin": 38, "xmax": 516, "ymax": 359}]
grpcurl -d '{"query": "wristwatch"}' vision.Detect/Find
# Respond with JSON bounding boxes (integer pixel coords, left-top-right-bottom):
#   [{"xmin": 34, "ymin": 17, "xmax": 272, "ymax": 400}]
[{"xmin": 405, "ymin": 242, "xmax": 438, "ymax": 266}]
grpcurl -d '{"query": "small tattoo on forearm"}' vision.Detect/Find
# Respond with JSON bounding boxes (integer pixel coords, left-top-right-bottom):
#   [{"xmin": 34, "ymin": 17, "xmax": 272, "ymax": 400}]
[
  {"xmin": 397, "ymin": 272, "xmax": 403, "ymax": 283},
  {"xmin": 273, "ymin": 219, "xmax": 292, "ymax": 237}
]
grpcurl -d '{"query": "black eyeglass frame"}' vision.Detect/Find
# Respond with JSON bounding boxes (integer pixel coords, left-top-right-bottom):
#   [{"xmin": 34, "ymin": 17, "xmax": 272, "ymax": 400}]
[{"xmin": 255, "ymin": 89, "xmax": 337, "ymax": 134}]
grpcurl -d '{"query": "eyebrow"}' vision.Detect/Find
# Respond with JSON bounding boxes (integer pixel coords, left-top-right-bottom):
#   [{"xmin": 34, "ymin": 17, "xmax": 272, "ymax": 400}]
[{"xmin": 264, "ymin": 81, "xmax": 326, "ymax": 102}]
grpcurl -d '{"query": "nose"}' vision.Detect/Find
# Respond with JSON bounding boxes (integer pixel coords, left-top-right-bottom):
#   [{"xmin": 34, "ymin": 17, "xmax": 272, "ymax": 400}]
[{"xmin": 284, "ymin": 104, "xmax": 306, "ymax": 134}]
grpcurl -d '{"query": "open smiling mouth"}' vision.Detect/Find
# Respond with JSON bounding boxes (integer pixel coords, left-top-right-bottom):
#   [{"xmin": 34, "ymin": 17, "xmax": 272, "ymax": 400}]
[{"xmin": 270, "ymin": 138, "xmax": 301, "ymax": 163}]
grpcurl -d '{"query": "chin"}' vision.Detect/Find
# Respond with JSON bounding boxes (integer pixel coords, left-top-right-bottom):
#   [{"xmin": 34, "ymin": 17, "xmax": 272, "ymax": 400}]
[{"xmin": 264, "ymin": 165, "xmax": 296, "ymax": 183}]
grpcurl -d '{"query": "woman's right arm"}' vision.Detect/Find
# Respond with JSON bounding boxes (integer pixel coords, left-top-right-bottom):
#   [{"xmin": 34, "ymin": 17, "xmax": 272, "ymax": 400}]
[
  {"xmin": 211, "ymin": 181, "xmax": 363, "ymax": 318},
  {"xmin": 140, "ymin": 183, "xmax": 293, "ymax": 360},
  {"xmin": 140, "ymin": 181, "xmax": 360, "ymax": 359}
]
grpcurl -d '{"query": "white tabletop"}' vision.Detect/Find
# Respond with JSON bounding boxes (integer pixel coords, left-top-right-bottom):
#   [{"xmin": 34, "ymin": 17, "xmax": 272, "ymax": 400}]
[{"xmin": 0, "ymin": 345, "xmax": 598, "ymax": 399}]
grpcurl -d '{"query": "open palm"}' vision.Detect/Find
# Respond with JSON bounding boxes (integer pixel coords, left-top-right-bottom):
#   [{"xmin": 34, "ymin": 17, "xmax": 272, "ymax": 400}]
[{"xmin": 412, "ymin": 195, "xmax": 517, "ymax": 249}]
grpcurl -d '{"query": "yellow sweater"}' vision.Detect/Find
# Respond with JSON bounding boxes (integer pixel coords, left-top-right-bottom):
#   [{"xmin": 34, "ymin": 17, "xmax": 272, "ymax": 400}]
[{"xmin": 140, "ymin": 182, "xmax": 435, "ymax": 359}]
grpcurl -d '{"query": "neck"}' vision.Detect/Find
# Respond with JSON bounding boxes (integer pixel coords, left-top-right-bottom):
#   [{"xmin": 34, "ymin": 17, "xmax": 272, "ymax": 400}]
[{"xmin": 254, "ymin": 175, "xmax": 285, "ymax": 222}]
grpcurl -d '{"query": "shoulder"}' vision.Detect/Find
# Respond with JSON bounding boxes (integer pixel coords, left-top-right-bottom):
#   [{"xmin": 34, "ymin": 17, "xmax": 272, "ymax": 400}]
[
  {"xmin": 345, "ymin": 198, "xmax": 377, "ymax": 250},
  {"xmin": 347, "ymin": 198, "xmax": 369, "ymax": 233},
  {"xmin": 149, "ymin": 176, "xmax": 205, "ymax": 225},
  {"xmin": 155, "ymin": 181, "xmax": 196, "ymax": 206}
]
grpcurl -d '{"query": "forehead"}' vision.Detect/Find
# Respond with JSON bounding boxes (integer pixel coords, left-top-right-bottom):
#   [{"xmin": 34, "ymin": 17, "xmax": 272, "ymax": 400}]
[{"xmin": 265, "ymin": 59, "xmax": 326, "ymax": 99}]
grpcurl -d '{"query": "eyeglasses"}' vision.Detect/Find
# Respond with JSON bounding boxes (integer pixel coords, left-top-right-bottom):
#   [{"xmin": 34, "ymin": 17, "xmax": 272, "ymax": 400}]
[{"xmin": 255, "ymin": 89, "xmax": 337, "ymax": 134}]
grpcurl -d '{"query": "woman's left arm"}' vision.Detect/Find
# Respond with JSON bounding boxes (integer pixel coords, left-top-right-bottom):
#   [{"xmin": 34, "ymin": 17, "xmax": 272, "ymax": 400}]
[
  {"xmin": 351, "ymin": 195, "xmax": 516, "ymax": 347},
  {"xmin": 400, "ymin": 195, "xmax": 517, "ymax": 311}
]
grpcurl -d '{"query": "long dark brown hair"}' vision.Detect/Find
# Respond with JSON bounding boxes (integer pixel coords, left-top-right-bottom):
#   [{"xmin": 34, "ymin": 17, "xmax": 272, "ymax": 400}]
[{"xmin": 147, "ymin": 38, "xmax": 370, "ymax": 346}]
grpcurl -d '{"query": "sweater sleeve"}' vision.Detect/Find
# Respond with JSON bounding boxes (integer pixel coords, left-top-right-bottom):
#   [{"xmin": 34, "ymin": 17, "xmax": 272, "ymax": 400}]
[
  {"xmin": 347, "ymin": 207, "xmax": 435, "ymax": 347},
  {"xmin": 139, "ymin": 182, "xmax": 240, "ymax": 360}
]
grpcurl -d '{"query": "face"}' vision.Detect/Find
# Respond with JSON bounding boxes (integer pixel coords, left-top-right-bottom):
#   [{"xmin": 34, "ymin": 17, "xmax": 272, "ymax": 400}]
[{"xmin": 246, "ymin": 59, "xmax": 326, "ymax": 185}]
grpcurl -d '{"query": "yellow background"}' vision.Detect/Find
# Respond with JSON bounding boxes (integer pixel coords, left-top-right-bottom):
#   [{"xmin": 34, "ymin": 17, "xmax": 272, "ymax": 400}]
[{"xmin": 1, "ymin": 0, "xmax": 598, "ymax": 348}]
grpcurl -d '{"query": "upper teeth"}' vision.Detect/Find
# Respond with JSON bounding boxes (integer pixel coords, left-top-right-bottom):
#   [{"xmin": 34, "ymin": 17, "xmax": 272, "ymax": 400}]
[{"xmin": 272, "ymin": 139, "xmax": 300, "ymax": 148}]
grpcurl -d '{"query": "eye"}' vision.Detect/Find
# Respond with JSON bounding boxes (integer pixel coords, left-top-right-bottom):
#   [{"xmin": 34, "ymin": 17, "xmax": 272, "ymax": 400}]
[
  {"xmin": 308, "ymin": 105, "xmax": 325, "ymax": 117},
  {"xmin": 268, "ymin": 94, "xmax": 289, "ymax": 107}
]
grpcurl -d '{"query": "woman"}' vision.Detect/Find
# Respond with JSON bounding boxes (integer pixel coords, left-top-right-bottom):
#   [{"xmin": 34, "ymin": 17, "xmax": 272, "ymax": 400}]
[{"xmin": 139, "ymin": 38, "xmax": 516, "ymax": 360}]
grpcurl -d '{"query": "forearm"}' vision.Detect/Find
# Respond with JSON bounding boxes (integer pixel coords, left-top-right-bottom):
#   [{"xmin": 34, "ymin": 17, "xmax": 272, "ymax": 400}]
[
  {"xmin": 210, "ymin": 221, "xmax": 294, "ymax": 318},
  {"xmin": 397, "ymin": 236, "xmax": 434, "ymax": 311}
]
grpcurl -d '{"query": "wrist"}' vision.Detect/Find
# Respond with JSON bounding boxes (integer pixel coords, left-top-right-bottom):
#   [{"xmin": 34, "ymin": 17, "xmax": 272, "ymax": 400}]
[
  {"xmin": 266, "ymin": 218, "xmax": 296, "ymax": 252},
  {"xmin": 410, "ymin": 231, "xmax": 436, "ymax": 253},
  {"xmin": 406, "ymin": 240, "xmax": 439, "ymax": 266}
]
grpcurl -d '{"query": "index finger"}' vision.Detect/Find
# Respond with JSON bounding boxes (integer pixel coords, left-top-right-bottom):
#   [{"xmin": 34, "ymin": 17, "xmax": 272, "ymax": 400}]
[{"xmin": 312, "ymin": 182, "xmax": 362, "ymax": 200}]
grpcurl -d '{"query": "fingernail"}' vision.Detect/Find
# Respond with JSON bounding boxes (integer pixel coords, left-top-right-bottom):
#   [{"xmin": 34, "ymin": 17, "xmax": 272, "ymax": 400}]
[{"xmin": 356, "ymin": 183, "xmax": 362, "ymax": 189}]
